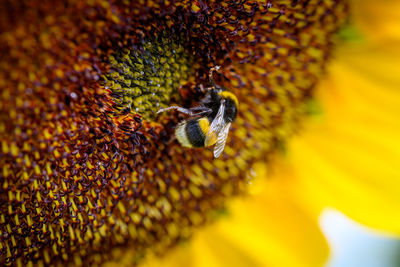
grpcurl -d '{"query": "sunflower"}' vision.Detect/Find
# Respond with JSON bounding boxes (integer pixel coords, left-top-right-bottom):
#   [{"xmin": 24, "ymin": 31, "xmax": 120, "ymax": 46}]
[{"xmin": 0, "ymin": 1, "xmax": 349, "ymax": 266}]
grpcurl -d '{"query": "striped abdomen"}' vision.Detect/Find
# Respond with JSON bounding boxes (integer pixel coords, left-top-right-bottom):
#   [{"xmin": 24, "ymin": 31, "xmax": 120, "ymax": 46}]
[{"xmin": 175, "ymin": 117, "xmax": 217, "ymax": 148}]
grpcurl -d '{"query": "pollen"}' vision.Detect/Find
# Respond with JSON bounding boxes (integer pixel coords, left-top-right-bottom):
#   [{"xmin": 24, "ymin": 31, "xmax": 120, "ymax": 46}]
[{"xmin": 102, "ymin": 37, "xmax": 193, "ymax": 119}]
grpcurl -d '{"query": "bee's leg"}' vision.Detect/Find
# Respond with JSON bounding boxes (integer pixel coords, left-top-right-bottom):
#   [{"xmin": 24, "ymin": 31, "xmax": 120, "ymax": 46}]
[
  {"xmin": 189, "ymin": 106, "xmax": 212, "ymax": 116},
  {"xmin": 157, "ymin": 106, "xmax": 192, "ymax": 115},
  {"xmin": 157, "ymin": 106, "xmax": 211, "ymax": 116}
]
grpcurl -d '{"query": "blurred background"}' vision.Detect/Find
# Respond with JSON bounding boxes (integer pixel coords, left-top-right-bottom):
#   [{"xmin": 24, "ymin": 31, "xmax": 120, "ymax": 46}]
[
  {"xmin": 321, "ymin": 209, "xmax": 400, "ymax": 267},
  {"xmin": 320, "ymin": 1, "xmax": 400, "ymax": 266}
]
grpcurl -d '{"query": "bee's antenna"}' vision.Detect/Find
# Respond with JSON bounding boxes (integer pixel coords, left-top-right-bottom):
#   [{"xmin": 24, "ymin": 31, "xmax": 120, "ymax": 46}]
[{"xmin": 209, "ymin": 65, "xmax": 220, "ymax": 88}]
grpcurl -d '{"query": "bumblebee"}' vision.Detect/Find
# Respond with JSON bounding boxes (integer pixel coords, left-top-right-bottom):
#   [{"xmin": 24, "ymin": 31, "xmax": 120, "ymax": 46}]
[{"xmin": 157, "ymin": 66, "xmax": 238, "ymax": 158}]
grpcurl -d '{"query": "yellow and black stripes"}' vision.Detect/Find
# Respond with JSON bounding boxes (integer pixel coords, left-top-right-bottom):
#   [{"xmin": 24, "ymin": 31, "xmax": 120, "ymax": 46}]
[{"xmin": 175, "ymin": 117, "xmax": 218, "ymax": 148}]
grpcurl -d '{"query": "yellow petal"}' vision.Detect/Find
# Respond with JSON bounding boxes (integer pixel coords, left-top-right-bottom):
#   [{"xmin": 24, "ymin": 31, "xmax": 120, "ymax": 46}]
[
  {"xmin": 283, "ymin": 42, "xmax": 400, "ymax": 235},
  {"xmin": 351, "ymin": 0, "xmax": 400, "ymax": 43},
  {"xmin": 142, "ymin": 164, "xmax": 329, "ymax": 267}
]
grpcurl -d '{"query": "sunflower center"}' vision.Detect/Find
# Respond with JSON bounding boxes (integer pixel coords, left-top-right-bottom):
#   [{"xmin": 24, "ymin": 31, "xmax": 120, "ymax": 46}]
[{"xmin": 102, "ymin": 37, "xmax": 193, "ymax": 119}]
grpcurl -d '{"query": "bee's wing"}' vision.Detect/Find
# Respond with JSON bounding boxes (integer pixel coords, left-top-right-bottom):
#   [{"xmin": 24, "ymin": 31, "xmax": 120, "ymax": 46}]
[
  {"xmin": 205, "ymin": 100, "xmax": 225, "ymax": 146},
  {"xmin": 213, "ymin": 122, "xmax": 231, "ymax": 158}
]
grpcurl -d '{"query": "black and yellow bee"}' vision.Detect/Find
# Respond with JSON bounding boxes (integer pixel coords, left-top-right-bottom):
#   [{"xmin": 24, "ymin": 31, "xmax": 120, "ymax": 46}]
[{"xmin": 157, "ymin": 66, "xmax": 238, "ymax": 158}]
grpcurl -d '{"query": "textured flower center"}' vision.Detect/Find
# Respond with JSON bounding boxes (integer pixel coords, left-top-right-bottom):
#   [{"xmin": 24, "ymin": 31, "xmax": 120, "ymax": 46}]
[
  {"xmin": 0, "ymin": 1, "xmax": 348, "ymax": 266},
  {"xmin": 102, "ymin": 37, "xmax": 192, "ymax": 119}
]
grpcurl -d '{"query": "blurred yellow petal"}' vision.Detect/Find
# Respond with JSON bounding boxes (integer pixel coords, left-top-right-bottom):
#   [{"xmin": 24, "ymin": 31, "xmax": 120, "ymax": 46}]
[
  {"xmin": 282, "ymin": 41, "xmax": 400, "ymax": 235},
  {"xmin": 352, "ymin": 0, "xmax": 400, "ymax": 43},
  {"xmin": 143, "ymin": 165, "xmax": 329, "ymax": 267}
]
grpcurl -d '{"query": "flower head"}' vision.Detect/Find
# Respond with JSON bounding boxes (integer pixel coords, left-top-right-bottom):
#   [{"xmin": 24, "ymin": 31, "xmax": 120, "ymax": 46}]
[{"xmin": 0, "ymin": 1, "xmax": 347, "ymax": 265}]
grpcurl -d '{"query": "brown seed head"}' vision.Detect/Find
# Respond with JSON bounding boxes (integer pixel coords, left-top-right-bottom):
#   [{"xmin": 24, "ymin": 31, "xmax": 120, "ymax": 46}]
[{"xmin": 0, "ymin": 0, "xmax": 347, "ymax": 265}]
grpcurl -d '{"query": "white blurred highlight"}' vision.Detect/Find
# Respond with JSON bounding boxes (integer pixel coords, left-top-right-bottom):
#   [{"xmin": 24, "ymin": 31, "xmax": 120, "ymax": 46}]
[{"xmin": 320, "ymin": 208, "xmax": 400, "ymax": 267}]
